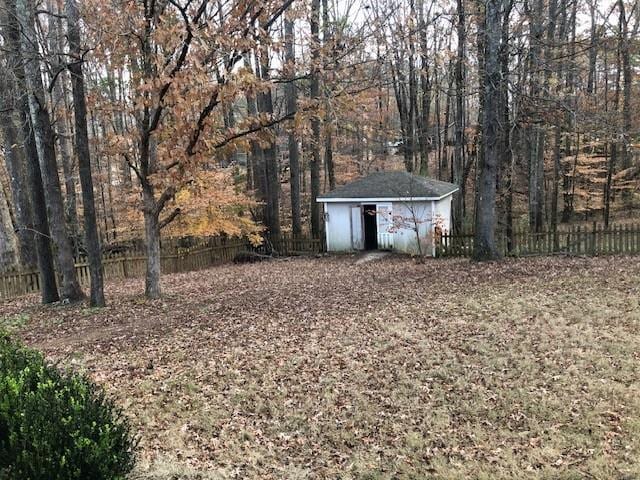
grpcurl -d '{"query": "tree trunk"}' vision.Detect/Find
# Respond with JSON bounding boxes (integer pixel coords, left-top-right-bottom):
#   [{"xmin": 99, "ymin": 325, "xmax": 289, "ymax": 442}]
[
  {"xmin": 587, "ymin": 0, "xmax": 598, "ymax": 95},
  {"xmin": 475, "ymin": 2, "xmax": 486, "ymax": 228},
  {"xmin": 244, "ymin": 55, "xmax": 263, "ymax": 197},
  {"xmin": 417, "ymin": 0, "xmax": 432, "ymax": 176},
  {"xmin": 525, "ymin": 0, "xmax": 545, "ymax": 233},
  {"xmin": 310, "ymin": 0, "xmax": 322, "ymax": 237},
  {"xmin": 0, "ymin": 78, "xmax": 37, "ymax": 268},
  {"xmin": 551, "ymin": 126, "xmax": 561, "ymax": 247},
  {"xmin": 284, "ymin": 18, "xmax": 301, "ymax": 235},
  {"xmin": 604, "ymin": 9, "xmax": 622, "ymax": 227},
  {"xmin": 322, "ymin": 0, "xmax": 336, "ymax": 191},
  {"xmin": 107, "ymin": 67, "xmax": 131, "ymax": 188},
  {"xmin": 66, "ymin": 0, "xmax": 105, "ymax": 307},
  {"xmin": 143, "ymin": 187, "xmax": 161, "ymax": 299},
  {"xmin": 473, "ymin": 0, "xmax": 502, "ymax": 261},
  {"xmin": 17, "ymin": 0, "xmax": 84, "ymax": 302},
  {"xmin": 48, "ymin": 9, "xmax": 79, "ymax": 251},
  {"xmin": 619, "ymin": 0, "xmax": 631, "ymax": 204},
  {"xmin": 0, "ymin": 185, "xmax": 18, "ymax": 270},
  {"xmin": 500, "ymin": 1, "xmax": 513, "ymax": 251},
  {"xmin": 257, "ymin": 40, "xmax": 281, "ymax": 237},
  {"xmin": 1, "ymin": 0, "xmax": 58, "ymax": 302},
  {"xmin": 453, "ymin": 0, "xmax": 466, "ymax": 232}
]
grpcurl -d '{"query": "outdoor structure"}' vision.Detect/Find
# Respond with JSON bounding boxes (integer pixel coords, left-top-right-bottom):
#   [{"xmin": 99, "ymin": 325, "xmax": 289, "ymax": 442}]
[{"xmin": 317, "ymin": 171, "xmax": 458, "ymax": 255}]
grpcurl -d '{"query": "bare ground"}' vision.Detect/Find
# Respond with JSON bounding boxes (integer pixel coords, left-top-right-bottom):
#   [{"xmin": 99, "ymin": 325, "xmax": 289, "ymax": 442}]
[{"xmin": 2, "ymin": 255, "xmax": 640, "ymax": 479}]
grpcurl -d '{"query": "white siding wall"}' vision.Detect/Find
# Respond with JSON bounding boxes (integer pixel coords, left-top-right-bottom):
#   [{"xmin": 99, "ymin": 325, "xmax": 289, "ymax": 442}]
[
  {"xmin": 434, "ymin": 195, "xmax": 453, "ymax": 233},
  {"xmin": 323, "ymin": 196, "xmax": 453, "ymax": 255},
  {"xmin": 390, "ymin": 201, "xmax": 434, "ymax": 255}
]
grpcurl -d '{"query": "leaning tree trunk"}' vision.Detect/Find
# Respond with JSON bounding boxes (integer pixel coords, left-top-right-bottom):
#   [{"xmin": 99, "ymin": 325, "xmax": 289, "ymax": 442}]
[
  {"xmin": 66, "ymin": 0, "xmax": 105, "ymax": 307},
  {"xmin": 473, "ymin": 0, "xmax": 502, "ymax": 261},
  {"xmin": 17, "ymin": 0, "xmax": 84, "ymax": 302}
]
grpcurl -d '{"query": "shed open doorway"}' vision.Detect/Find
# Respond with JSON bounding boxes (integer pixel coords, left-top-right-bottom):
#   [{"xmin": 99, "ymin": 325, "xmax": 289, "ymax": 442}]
[{"xmin": 363, "ymin": 204, "xmax": 377, "ymax": 250}]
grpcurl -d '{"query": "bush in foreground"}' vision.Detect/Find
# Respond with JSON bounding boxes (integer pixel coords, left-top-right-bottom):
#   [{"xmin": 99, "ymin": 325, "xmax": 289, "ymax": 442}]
[{"xmin": 0, "ymin": 333, "xmax": 136, "ymax": 479}]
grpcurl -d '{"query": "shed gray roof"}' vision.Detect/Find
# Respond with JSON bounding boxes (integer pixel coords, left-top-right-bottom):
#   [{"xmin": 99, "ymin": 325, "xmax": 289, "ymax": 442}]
[{"xmin": 317, "ymin": 171, "xmax": 459, "ymax": 201}]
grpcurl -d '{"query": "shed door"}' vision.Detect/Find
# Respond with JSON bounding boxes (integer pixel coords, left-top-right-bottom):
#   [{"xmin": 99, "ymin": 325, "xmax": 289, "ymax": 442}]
[
  {"xmin": 350, "ymin": 205, "xmax": 363, "ymax": 250},
  {"xmin": 376, "ymin": 203, "xmax": 394, "ymax": 250}
]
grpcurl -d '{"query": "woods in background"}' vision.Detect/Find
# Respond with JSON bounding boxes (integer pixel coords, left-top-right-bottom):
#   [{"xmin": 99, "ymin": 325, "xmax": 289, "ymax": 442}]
[{"xmin": 0, "ymin": 0, "xmax": 638, "ymax": 298}]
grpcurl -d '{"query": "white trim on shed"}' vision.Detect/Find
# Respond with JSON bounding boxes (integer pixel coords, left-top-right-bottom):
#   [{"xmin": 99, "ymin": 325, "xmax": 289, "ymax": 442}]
[{"xmin": 317, "ymin": 192, "xmax": 458, "ymax": 203}]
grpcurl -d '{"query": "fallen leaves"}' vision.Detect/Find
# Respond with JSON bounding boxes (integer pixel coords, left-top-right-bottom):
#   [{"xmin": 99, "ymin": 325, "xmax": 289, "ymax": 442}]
[{"xmin": 2, "ymin": 254, "xmax": 640, "ymax": 479}]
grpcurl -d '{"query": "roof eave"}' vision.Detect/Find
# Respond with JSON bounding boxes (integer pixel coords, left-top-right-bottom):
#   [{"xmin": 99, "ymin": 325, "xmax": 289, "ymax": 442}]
[{"xmin": 317, "ymin": 189, "xmax": 459, "ymax": 203}]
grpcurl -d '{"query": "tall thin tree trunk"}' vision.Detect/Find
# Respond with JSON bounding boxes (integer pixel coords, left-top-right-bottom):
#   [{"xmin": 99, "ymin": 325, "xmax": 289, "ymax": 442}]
[
  {"xmin": 604, "ymin": 7, "xmax": 622, "ymax": 227},
  {"xmin": 551, "ymin": 126, "xmax": 561, "ymax": 247},
  {"xmin": 475, "ymin": 2, "xmax": 486, "ymax": 228},
  {"xmin": 473, "ymin": 0, "xmax": 502, "ymax": 261},
  {"xmin": 587, "ymin": 0, "xmax": 598, "ymax": 94},
  {"xmin": 284, "ymin": 18, "xmax": 302, "ymax": 235},
  {"xmin": 527, "ymin": 0, "xmax": 545, "ymax": 233},
  {"xmin": 619, "ymin": 0, "xmax": 631, "ymax": 204},
  {"xmin": 48, "ymin": 6, "xmax": 79, "ymax": 251},
  {"xmin": 310, "ymin": 0, "xmax": 322, "ymax": 237},
  {"xmin": 417, "ymin": 0, "xmax": 431, "ymax": 176},
  {"xmin": 322, "ymin": 0, "xmax": 336, "ymax": 191},
  {"xmin": 244, "ymin": 55, "xmax": 263, "ymax": 197},
  {"xmin": 17, "ymin": 0, "xmax": 84, "ymax": 302},
  {"xmin": 257, "ymin": 37, "xmax": 281, "ymax": 237},
  {"xmin": 0, "ymin": 76, "xmax": 37, "ymax": 268},
  {"xmin": 66, "ymin": 0, "xmax": 105, "ymax": 306},
  {"xmin": 1, "ymin": 0, "xmax": 56, "ymax": 302},
  {"xmin": 453, "ymin": 0, "xmax": 466, "ymax": 232}
]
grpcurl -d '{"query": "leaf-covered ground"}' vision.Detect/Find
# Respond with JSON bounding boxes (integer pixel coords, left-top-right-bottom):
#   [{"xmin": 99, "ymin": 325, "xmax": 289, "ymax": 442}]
[{"xmin": 2, "ymin": 255, "xmax": 640, "ymax": 479}]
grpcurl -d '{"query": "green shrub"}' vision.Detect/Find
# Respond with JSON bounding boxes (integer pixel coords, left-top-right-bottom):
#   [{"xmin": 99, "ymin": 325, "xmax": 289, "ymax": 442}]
[{"xmin": 0, "ymin": 333, "xmax": 136, "ymax": 479}]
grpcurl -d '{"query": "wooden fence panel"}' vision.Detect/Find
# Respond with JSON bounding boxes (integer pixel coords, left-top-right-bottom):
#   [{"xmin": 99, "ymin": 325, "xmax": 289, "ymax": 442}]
[
  {"xmin": 436, "ymin": 222, "xmax": 640, "ymax": 258},
  {"xmin": 0, "ymin": 235, "xmax": 321, "ymax": 302}
]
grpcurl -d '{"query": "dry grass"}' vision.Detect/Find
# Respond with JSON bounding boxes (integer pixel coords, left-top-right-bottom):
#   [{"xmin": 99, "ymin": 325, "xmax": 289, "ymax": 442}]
[{"xmin": 3, "ymin": 254, "xmax": 640, "ymax": 479}]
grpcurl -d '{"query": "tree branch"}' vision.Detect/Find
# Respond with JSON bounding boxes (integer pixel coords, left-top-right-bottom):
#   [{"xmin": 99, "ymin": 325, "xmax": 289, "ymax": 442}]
[
  {"xmin": 159, "ymin": 208, "xmax": 181, "ymax": 229},
  {"xmin": 155, "ymin": 186, "xmax": 176, "ymax": 216},
  {"xmin": 214, "ymin": 111, "xmax": 295, "ymax": 150}
]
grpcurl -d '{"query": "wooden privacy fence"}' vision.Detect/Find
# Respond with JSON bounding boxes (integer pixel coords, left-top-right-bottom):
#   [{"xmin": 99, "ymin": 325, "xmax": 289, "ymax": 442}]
[
  {"xmin": 437, "ymin": 222, "xmax": 640, "ymax": 258},
  {"xmin": 0, "ymin": 235, "xmax": 322, "ymax": 301}
]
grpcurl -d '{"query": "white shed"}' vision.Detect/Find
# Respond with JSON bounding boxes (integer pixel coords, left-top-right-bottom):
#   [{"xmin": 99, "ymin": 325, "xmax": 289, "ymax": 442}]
[{"xmin": 317, "ymin": 171, "xmax": 458, "ymax": 256}]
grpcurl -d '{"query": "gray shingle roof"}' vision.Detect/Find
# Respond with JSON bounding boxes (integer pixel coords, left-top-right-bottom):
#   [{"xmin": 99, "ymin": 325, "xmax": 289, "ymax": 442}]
[{"xmin": 317, "ymin": 171, "xmax": 458, "ymax": 200}]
